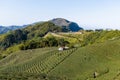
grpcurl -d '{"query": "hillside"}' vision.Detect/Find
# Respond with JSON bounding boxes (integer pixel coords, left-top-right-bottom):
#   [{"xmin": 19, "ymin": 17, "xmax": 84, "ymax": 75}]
[
  {"xmin": 49, "ymin": 39, "xmax": 120, "ymax": 80},
  {"xmin": 0, "ymin": 38, "xmax": 120, "ymax": 79},
  {"xmin": 0, "ymin": 47, "xmax": 76, "ymax": 80},
  {"xmin": 44, "ymin": 32, "xmax": 80, "ymax": 44}
]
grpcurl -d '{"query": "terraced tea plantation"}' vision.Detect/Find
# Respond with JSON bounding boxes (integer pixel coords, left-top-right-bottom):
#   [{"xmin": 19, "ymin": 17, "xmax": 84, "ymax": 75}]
[
  {"xmin": 0, "ymin": 47, "xmax": 77, "ymax": 80},
  {"xmin": 49, "ymin": 39, "xmax": 120, "ymax": 80}
]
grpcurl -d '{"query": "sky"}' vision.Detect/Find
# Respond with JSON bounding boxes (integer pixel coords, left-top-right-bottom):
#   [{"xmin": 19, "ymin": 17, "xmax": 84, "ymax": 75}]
[{"xmin": 0, "ymin": 0, "xmax": 120, "ymax": 29}]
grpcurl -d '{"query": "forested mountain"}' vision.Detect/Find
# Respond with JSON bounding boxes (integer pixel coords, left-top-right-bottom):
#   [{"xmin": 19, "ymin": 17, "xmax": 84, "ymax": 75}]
[{"xmin": 0, "ymin": 22, "xmax": 64, "ymax": 50}]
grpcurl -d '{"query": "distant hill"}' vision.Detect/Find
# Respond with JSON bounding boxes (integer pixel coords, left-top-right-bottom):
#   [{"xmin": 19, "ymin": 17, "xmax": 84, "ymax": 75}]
[
  {"xmin": 50, "ymin": 18, "xmax": 83, "ymax": 32},
  {"xmin": 0, "ymin": 25, "xmax": 27, "ymax": 34},
  {"xmin": 0, "ymin": 26, "xmax": 10, "ymax": 34},
  {"xmin": 0, "ymin": 18, "xmax": 83, "ymax": 34}
]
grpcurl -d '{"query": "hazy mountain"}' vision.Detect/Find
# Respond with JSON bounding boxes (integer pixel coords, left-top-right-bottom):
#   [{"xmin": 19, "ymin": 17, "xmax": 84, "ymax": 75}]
[
  {"xmin": 8, "ymin": 25, "xmax": 27, "ymax": 30},
  {"xmin": 50, "ymin": 18, "xmax": 83, "ymax": 32},
  {"xmin": 0, "ymin": 25, "xmax": 27, "ymax": 34},
  {"xmin": 0, "ymin": 26, "xmax": 10, "ymax": 34}
]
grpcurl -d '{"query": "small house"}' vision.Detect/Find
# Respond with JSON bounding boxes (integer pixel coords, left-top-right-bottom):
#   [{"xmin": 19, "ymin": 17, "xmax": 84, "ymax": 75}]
[
  {"xmin": 58, "ymin": 47, "xmax": 64, "ymax": 51},
  {"xmin": 58, "ymin": 46, "xmax": 69, "ymax": 51}
]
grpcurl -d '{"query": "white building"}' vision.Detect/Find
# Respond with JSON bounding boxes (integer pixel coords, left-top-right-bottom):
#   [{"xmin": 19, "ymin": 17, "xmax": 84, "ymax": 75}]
[{"xmin": 58, "ymin": 47, "xmax": 64, "ymax": 51}]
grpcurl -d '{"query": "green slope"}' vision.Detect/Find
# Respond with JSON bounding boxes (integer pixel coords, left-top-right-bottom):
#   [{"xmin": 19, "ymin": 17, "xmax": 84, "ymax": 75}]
[
  {"xmin": 0, "ymin": 47, "xmax": 77, "ymax": 80},
  {"xmin": 0, "ymin": 38, "xmax": 120, "ymax": 80},
  {"xmin": 0, "ymin": 47, "xmax": 57, "ymax": 68},
  {"xmin": 49, "ymin": 39, "xmax": 120, "ymax": 80}
]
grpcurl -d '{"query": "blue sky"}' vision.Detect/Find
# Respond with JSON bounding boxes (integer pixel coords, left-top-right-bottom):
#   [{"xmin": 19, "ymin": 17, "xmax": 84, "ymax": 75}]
[{"xmin": 0, "ymin": 0, "xmax": 120, "ymax": 29}]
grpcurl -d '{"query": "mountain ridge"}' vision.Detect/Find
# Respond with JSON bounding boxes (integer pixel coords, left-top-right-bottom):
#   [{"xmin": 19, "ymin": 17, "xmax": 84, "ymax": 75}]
[{"xmin": 0, "ymin": 18, "xmax": 83, "ymax": 34}]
